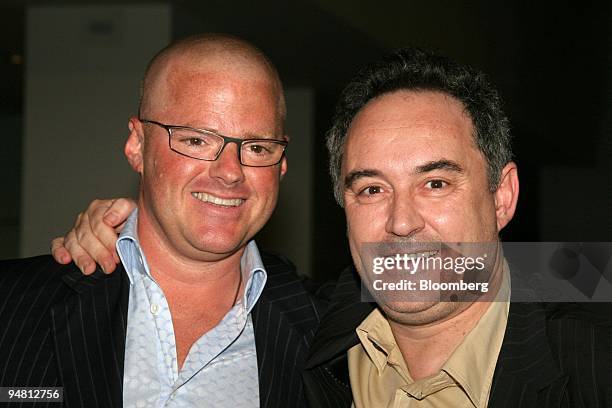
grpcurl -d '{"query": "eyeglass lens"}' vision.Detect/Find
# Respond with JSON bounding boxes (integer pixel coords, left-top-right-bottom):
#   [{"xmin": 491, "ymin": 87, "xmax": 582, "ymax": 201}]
[{"xmin": 169, "ymin": 128, "xmax": 285, "ymax": 166}]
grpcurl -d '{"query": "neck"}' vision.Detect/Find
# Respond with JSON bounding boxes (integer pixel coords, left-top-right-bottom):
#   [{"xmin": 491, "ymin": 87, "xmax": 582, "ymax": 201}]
[
  {"xmin": 388, "ymin": 298, "xmax": 491, "ymax": 380},
  {"xmin": 389, "ymin": 249, "xmax": 505, "ymax": 380}
]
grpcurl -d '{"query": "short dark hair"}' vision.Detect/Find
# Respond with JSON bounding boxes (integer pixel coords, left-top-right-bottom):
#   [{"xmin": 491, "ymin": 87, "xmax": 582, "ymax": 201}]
[{"xmin": 326, "ymin": 47, "xmax": 512, "ymax": 206}]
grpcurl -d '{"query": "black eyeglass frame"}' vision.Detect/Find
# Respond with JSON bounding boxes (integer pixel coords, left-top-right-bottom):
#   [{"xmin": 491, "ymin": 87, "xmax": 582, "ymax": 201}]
[{"xmin": 140, "ymin": 118, "xmax": 288, "ymax": 167}]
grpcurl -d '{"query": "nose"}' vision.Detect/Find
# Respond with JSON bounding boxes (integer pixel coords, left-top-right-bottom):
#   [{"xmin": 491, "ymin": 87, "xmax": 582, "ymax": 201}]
[
  {"xmin": 209, "ymin": 142, "xmax": 245, "ymax": 185},
  {"xmin": 385, "ymin": 194, "xmax": 425, "ymax": 238}
]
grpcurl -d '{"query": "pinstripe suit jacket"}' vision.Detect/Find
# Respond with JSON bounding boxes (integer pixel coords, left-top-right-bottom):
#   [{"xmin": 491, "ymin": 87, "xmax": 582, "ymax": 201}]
[
  {"xmin": 303, "ymin": 267, "xmax": 612, "ymax": 408},
  {"xmin": 0, "ymin": 254, "xmax": 325, "ymax": 408}
]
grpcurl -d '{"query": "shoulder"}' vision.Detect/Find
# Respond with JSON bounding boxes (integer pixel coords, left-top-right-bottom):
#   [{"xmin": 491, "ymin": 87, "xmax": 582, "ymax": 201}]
[
  {"xmin": 0, "ymin": 255, "xmax": 85, "ymax": 321},
  {"xmin": 544, "ymin": 302, "xmax": 612, "ymax": 326},
  {"xmin": 0, "ymin": 255, "xmax": 81, "ymax": 295},
  {"xmin": 256, "ymin": 251, "xmax": 331, "ymax": 332},
  {"xmin": 0, "ymin": 255, "xmax": 125, "ymax": 320},
  {"xmin": 542, "ymin": 303, "xmax": 612, "ymax": 384},
  {"xmin": 0, "ymin": 256, "xmax": 82, "ymax": 344},
  {"xmin": 507, "ymin": 302, "xmax": 612, "ymax": 349},
  {"xmin": 259, "ymin": 251, "xmax": 328, "ymax": 305},
  {"xmin": 542, "ymin": 302, "xmax": 612, "ymax": 353}
]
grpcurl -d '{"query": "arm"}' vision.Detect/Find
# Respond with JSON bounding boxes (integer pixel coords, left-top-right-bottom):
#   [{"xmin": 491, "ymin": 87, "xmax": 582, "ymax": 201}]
[{"xmin": 51, "ymin": 198, "xmax": 136, "ymax": 274}]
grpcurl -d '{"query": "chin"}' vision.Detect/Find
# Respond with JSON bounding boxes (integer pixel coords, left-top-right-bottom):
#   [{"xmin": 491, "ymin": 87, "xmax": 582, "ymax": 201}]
[
  {"xmin": 381, "ymin": 301, "xmax": 461, "ymax": 327},
  {"xmin": 182, "ymin": 230, "xmax": 246, "ymax": 257},
  {"xmin": 197, "ymin": 239, "xmax": 245, "ymax": 256}
]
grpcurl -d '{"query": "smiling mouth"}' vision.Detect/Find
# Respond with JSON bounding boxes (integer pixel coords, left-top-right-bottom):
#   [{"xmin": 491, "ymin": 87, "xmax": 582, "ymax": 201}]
[{"xmin": 192, "ymin": 192, "xmax": 245, "ymax": 207}]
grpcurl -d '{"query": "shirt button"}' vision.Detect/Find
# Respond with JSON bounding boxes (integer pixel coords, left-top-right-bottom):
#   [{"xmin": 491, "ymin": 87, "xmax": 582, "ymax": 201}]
[{"xmin": 150, "ymin": 304, "xmax": 159, "ymax": 315}]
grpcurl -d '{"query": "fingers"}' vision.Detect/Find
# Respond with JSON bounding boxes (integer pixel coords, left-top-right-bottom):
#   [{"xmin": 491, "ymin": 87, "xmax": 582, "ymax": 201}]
[
  {"xmin": 51, "ymin": 198, "xmax": 134, "ymax": 275},
  {"xmin": 50, "ymin": 237, "xmax": 71, "ymax": 264},
  {"xmin": 103, "ymin": 198, "xmax": 136, "ymax": 231},
  {"xmin": 64, "ymin": 223, "xmax": 98, "ymax": 275},
  {"xmin": 63, "ymin": 198, "xmax": 129, "ymax": 275},
  {"xmin": 90, "ymin": 198, "xmax": 135, "ymax": 267},
  {"xmin": 75, "ymin": 200, "xmax": 121, "ymax": 273}
]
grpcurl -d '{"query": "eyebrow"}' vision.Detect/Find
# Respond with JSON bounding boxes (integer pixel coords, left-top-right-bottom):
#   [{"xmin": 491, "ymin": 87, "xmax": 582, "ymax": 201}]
[
  {"xmin": 415, "ymin": 159, "xmax": 464, "ymax": 174},
  {"xmin": 176, "ymin": 124, "xmax": 279, "ymax": 140},
  {"xmin": 344, "ymin": 169, "xmax": 380, "ymax": 189},
  {"xmin": 344, "ymin": 159, "xmax": 464, "ymax": 190}
]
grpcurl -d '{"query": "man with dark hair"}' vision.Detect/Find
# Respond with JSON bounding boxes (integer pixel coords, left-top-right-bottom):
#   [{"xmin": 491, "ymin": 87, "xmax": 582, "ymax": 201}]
[
  {"xmin": 316, "ymin": 47, "xmax": 611, "ymax": 407},
  {"xmin": 51, "ymin": 47, "xmax": 611, "ymax": 407},
  {"xmin": 316, "ymin": 46, "xmax": 520, "ymax": 407}
]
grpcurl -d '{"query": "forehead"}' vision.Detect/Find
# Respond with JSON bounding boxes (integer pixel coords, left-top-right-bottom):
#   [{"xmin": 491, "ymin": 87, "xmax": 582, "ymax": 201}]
[
  {"xmin": 343, "ymin": 90, "xmax": 483, "ymax": 172},
  {"xmin": 151, "ymin": 60, "xmax": 282, "ymax": 134}
]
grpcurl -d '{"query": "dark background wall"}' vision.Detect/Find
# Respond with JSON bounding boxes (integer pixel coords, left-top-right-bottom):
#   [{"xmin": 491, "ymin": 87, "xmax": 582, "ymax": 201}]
[{"xmin": 2, "ymin": 0, "xmax": 611, "ymax": 281}]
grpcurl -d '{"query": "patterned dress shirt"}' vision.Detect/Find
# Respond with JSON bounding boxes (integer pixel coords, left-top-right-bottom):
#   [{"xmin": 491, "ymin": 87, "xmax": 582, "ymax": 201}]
[{"xmin": 117, "ymin": 210, "xmax": 267, "ymax": 408}]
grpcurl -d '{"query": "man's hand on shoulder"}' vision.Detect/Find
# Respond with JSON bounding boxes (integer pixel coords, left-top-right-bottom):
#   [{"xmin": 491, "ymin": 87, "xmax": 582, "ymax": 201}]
[{"xmin": 51, "ymin": 198, "xmax": 135, "ymax": 275}]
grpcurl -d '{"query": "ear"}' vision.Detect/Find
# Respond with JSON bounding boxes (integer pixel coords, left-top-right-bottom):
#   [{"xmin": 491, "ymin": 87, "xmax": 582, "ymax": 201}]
[
  {"xmin": 125, "ymin": 117, "xmax": 144, "ymax": 174},
  {"xmin": 279, "ymin": 134, "xmax": 289, "ymax": 180},
  {"xmin": 494, "ymin": 162, "xmax": 519, "ymax": 231},
  {"xmin": 279, "ymin": 156, "xmax": 288, "ymax": 180}
]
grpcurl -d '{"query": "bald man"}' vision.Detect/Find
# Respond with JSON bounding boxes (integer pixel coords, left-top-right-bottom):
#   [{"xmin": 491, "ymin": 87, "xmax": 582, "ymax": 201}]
[{"xmin": 0, "ymin": 35, "xmax": 340, "ymax": 408}]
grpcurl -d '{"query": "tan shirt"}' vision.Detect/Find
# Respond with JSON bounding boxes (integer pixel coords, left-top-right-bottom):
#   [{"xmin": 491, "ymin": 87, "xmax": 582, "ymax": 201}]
[{"xmin": 349, "ymin": 271, "xmax": 510, "ymax": 408}]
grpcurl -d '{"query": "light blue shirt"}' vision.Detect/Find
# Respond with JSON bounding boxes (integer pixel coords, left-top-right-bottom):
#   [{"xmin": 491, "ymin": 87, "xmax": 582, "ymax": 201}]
[{"xmin": 117, "ymin": 210, "xmax": 267, "ymax": 408}]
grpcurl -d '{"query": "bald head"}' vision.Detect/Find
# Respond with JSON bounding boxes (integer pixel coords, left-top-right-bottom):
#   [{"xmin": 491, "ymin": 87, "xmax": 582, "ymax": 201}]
[{"xmin": 138, "ymin": 33, "xmax": 286, "ymax": 130}]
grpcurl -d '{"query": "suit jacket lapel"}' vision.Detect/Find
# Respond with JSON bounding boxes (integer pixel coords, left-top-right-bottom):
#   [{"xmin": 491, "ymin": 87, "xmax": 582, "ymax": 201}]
[
  {"xmin": 489, "ymin": 302, "xmax": 568, "ymax": 408},
  {"xmin": 252, "ymin": 255, "xmax": 321, "ymax": 408},
  {"xmin": 51, "ymin": 265, "xmax": 129, "ymax": 408},
  {"xmin": 303, "ymin": 267, "xmax": 373, "ymax": 408},
  {"xmin": 305, "ymin": 267, "xmax": 372, "ymax": 369}
]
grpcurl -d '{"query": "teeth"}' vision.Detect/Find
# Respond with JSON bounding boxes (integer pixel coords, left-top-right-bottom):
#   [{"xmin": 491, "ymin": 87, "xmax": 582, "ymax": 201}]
[
  {"xmin": 192, "ymin": 192, "xmax": 244, "ymax": 207},
  {"xmin": 401, "ymin": 250, "xmax": 439, "ymax": 259},
  {"xmin": 378, "ymin": 250, "xmax": 439, "ymax": 260}
]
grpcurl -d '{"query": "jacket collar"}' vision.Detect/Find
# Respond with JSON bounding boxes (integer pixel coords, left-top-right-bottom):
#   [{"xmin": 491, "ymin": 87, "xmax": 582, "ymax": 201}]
[
  {"xmin": 305, "ymin": 266, "xmax": 373, "ymax": 370},
  {"xmin": 251, "ymin": 252, "xmax": 321, "ymax": 408}
]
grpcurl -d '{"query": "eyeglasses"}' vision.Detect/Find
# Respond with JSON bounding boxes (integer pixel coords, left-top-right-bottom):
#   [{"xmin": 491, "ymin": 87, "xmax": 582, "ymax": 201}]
[{"xmin": 140, "ymin": 119, "xmax": 288, "ymax": 167}]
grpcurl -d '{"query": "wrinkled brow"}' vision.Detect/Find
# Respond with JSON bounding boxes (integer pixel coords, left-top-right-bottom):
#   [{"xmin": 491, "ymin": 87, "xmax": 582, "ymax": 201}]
[
  {"xmin": 415, "ymin": 160, "xmax": 464, "ymax": 174},
  {"xmin": 344, "ymin": 169, "xmax": 380, "ymax": 189}
]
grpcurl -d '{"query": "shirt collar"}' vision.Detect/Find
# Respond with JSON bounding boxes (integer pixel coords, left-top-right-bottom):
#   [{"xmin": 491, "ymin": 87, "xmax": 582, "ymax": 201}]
[
  {"xmin": 240, "ymin": 240, "xmax": 267, "ymax": 313},
  {"xmin": 355, "ymin": 308, "xmax": 408, "ymax": 377},
  {"xmin": 116, "ymin": 210, "xmax": 147, "ymax": 285},
  {"xmin": 116, "ymin": 209, "xmax": 267, "ymax": 313}
]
